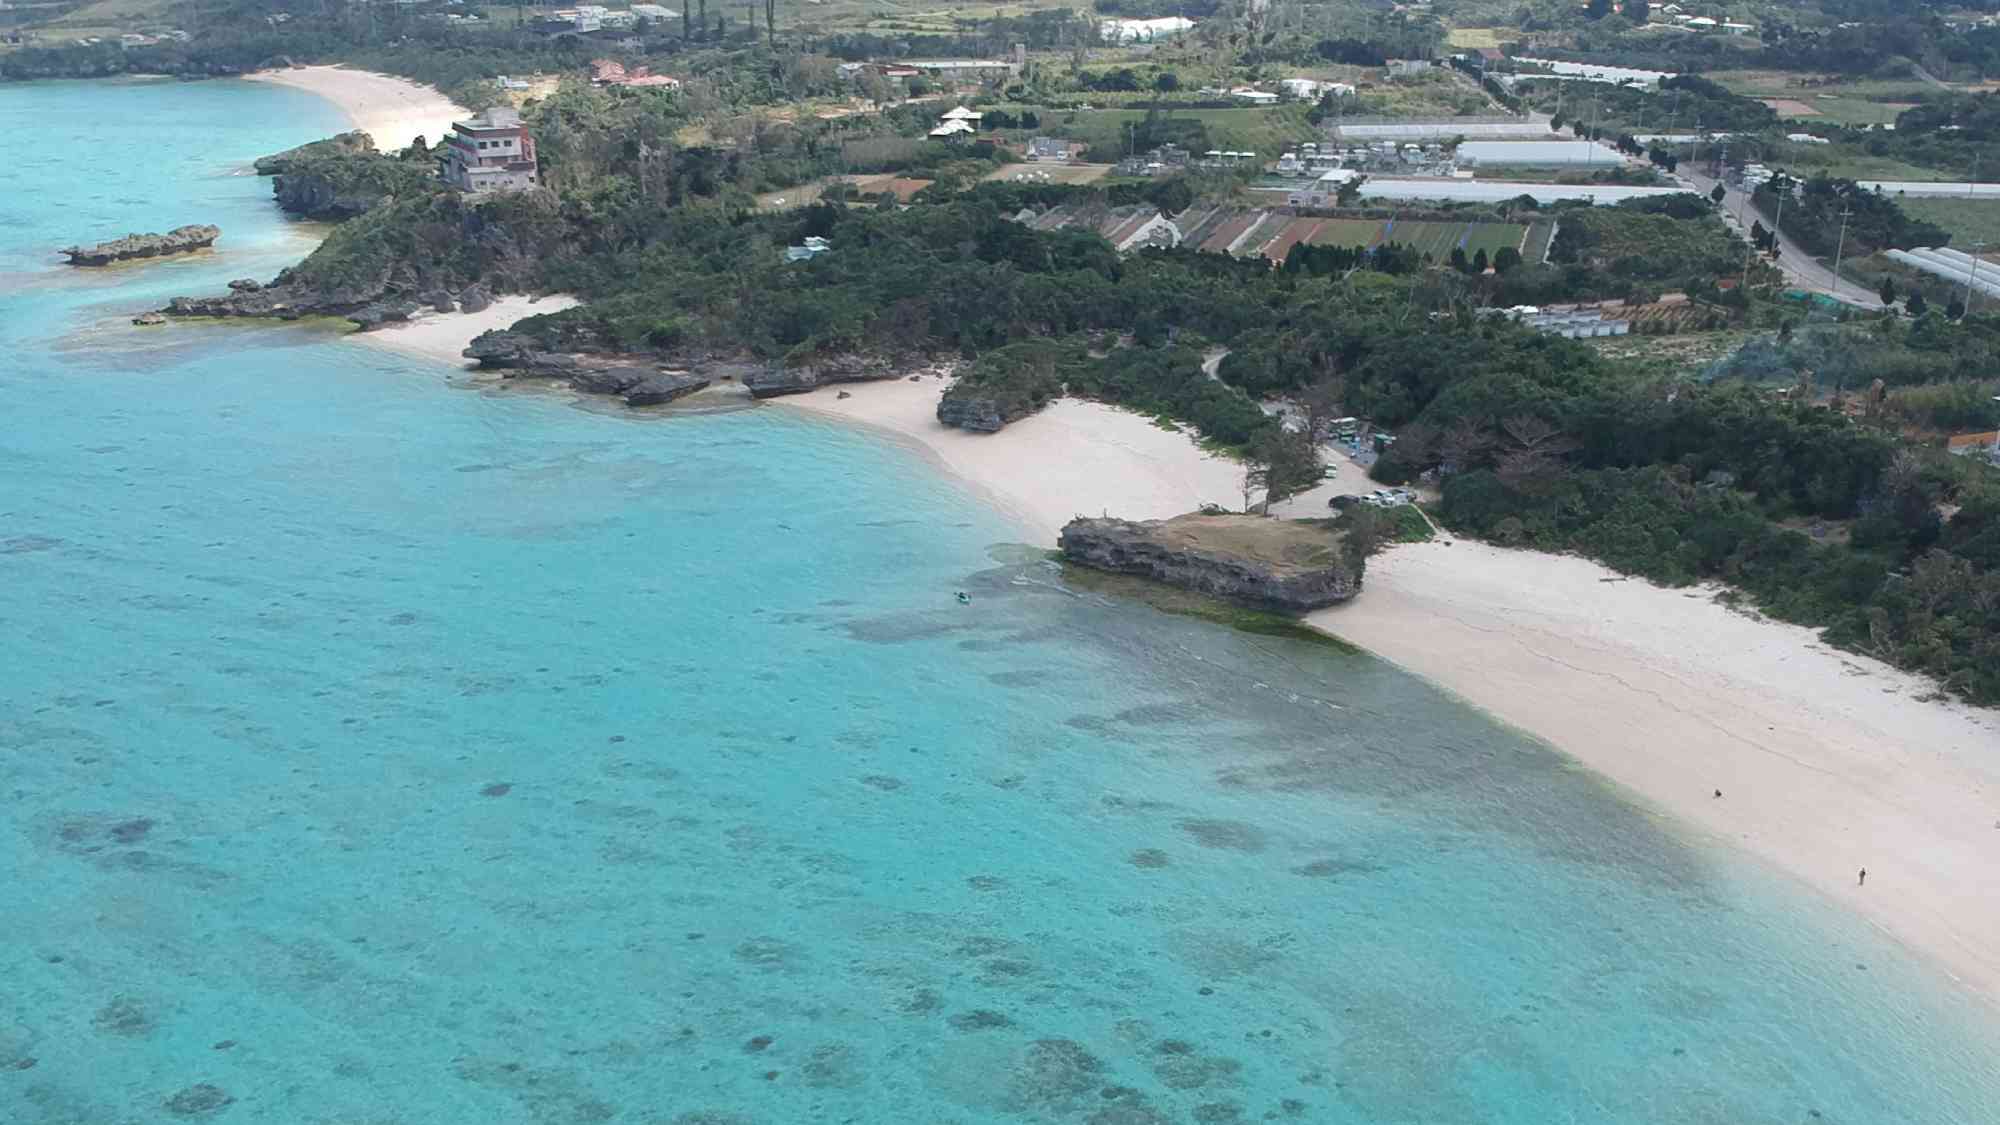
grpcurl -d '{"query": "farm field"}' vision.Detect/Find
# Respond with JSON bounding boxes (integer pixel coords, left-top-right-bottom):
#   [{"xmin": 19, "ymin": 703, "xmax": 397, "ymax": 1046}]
[
  {"xmin": 1712, "ymin": 70, "xmax": 1931, "ymax": 127},
  {"xmin": 1776, "ymin": 145, "xmax": 1963, "ymax": 182},
  {"xmin": 755, "ymin": 173, "xmax": 935, "ymax": 211},
  {"xmin": 1044, "ymin": 104, "xmax": 1318, "ymax": 160},
  {"xmin": 1304, "ymin": 218, "xmax": 1528, "ymax": 259},
  {"xmin": 1445, "ymin": 27, "xmax": 1506, "ymax": 48},
  {"xmin": 1710, "ymin": 70, "xmax": 1938, "ymax": 101},
  {"xmin": 1894, "ymin": 198, "xmax": 2000, "ymax": 250}
]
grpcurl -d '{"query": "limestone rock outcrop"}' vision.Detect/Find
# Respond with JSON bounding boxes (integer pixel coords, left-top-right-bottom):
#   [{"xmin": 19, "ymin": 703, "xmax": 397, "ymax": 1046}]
[
  {"xmin": 63, "ymin": 225, "xmax": 219, "ymax": 266},
  {"xmin": 1058, "ymin": 514, "xmax": 1362, "ymax": 613}
]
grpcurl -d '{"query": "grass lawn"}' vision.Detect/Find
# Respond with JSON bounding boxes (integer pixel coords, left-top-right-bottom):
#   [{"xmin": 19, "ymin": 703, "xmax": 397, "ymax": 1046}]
[
  {"xmin": 982, "ymin": 163, "xmax": 1114, "ymax": 185},
  {"xmin": 1894, "ymin": 198, "xmax": 2000, "ymax": 250}
]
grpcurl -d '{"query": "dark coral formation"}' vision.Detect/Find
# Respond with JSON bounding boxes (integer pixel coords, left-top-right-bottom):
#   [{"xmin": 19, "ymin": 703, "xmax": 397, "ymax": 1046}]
[{"xmin": 62, "ymin": 225, "xmax": 219, "ymax": 266}]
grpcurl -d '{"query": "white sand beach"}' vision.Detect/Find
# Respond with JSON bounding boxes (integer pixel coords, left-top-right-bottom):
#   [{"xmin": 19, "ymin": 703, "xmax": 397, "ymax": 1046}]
[
  {"xmin": 247, "ymin": 65, "xmax": 466, "ymax": 154},
  {"xmin": 780, "ymin": 375, "xmax": 2000, "ymax": 1008},
  {"xmin": 783, "ymin": 374, "xmax": 1256, "ymax": 543},
  {"xmin": 346, "ymin": 294, "xmax": 577, "ymax": 366},
  {"xmin": 1318, "ymin": 542, "xmax": 2000, "ymax": 1007}
]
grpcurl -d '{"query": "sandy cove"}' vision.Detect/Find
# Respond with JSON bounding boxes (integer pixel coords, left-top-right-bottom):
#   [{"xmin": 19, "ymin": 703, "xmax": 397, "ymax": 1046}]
[
  {"xmin": 351, "ymin": 324, "xmax": 2000, "ymax": 1008},
  {"xmin": 346, "ymin": 295, "xmax": 578, "ymax": 366},
  {"xmin": 246, "ymin": 65, "xmax": 466, "ymax": 154}
]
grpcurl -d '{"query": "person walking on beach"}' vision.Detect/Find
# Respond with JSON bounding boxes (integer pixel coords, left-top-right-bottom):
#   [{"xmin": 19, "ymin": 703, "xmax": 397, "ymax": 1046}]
[{"xmin": 1858, "ymin": 867, "xmax": 1866, "ymax": 887}]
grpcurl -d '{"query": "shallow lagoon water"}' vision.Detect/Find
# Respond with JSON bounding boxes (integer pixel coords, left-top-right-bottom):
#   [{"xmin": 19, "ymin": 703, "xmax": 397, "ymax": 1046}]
[{"xmin": 4, "ymin": 79, "xmax": 1999, "ymax": 1124}]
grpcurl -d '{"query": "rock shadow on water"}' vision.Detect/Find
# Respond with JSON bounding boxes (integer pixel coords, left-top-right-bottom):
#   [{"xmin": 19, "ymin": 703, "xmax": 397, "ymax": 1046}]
[
  {"xmin": 948, "ymin": 1009, "xmax": 1015, "ymax": 1031},
  {"xmin": 1006, "ymin": 1039, "xmax": 1107, "ymax": 1113},
  {"xmin": 163, "ymin": 1082, "xmax": 233, "ymax": 1118},
  {"xmin": 93, "ymin": 996, "xmax": 156, "ymax": 1038},
  {"xmin": 799, "ymin": 1043, "xmax": 861, "ymax": 1089},
  {"xmin": 732, "ymin": 937, "xmax": 805, "ymax": 972},
  {"xmin": 1149, "ymin": 1038, "xmax": 1244, "ymax": 1091},
  {"xmin": 1175, "ymin": 818, "xmax": 1268, "ymax": 853},
  {"xmin": 452, "ymin": 1058, "xmax": 617, "ymax": 1124},
  {"xmin": 1293, "ymin": 857, "xmax": 1383, "ymax": 880}
]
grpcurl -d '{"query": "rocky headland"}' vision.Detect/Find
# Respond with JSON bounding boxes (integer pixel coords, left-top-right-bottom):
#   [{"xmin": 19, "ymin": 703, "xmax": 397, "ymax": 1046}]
[
  {"xmin": 460, "ymin": 329, "xmax": 908, "ymax": 408},
  {"xmin": 62, "ymin": 225, "xmax": 219, "ymax": 266},
  {"xmin": 1059, "ymin": 513, "xmax": 1363, "ymax": 613},
  {"xmin": 254, "ymin": 131, "xmax": 437, "ymax": 222}
]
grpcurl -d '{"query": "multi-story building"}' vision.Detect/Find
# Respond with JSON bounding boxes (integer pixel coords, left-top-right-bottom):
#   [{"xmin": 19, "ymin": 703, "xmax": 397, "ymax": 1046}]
[{"xmin": 439, "ymin": 107, "xmax": 539, "ymax": 194}]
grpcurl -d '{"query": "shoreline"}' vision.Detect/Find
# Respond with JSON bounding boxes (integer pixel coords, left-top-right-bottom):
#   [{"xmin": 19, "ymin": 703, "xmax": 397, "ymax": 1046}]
[
  {"xmin": 344, "ymin": 294, "xmax": 578, "ymax": 367},
  {"xmin": 348, "ymin": 321, "xmax": 2000, "ymax": 1010},
  {"xmin": 779, "ymin": 376, "xmax": 2000, "ymax": 1010},
  {"xmin": 245, "ymin": 65, "xmax": 466, "ymax": 154}
]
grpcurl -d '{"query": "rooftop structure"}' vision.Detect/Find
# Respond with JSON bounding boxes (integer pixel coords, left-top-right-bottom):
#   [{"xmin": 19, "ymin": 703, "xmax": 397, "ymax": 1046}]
[
  {"xmin": 1861, "ymin": 181, "xmax": 2000, "ymax": 199},
  {"xmin": 1510, "ymin": 57, "xmax": 1676, "ymax": 87},
  {"xmin": 590, "ymin": 59, "xmax": 681, "ymax": 88},
  {"xmin": 1883, "ymin": 248, "xmax": 2000, "ymax": 301},
  {"xmin": 439, "ymin": 106, "xmax": 538, "ymax": 194},
  {"xmin": 1336, "ymin": 120, "xmax": 1560, "ymax": 142},
  {"xmin": 1341, "ymin": 179, "xmax": 1685, "ymax": 205},
  {"xmin": 1099, "ymin": 16, "xmax": 1194, "ymax": 43},
  {"xmin": 903, "ymin": 58, "xmax": 1018, "ymax": 84},
  {"xmin": 1286, "ymin": 168, "xmax": 1360, "ymax": 209},
  {"xmin": 1020, "ymin": 204, "xmax": 1181, "ymax": 253},
  {"xmin": 1947, "ymin": 432, "xmax": 2000, "ymax": 461},
  {"xmin": 1455, "ymin": 140, "xmax": 1629, "ymax": 166},
  {"xmin": 785, "ymin": 235, "xmax": 832, "ymax": 262},
  {"xmin": 1278, "ymin": 78, "xmax": 1355, "ymax": 100}
]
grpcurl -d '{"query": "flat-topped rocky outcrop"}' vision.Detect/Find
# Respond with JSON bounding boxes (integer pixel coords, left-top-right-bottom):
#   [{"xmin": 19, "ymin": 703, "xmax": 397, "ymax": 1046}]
[
  {"xmin": 1059, "ymin": 513, "xmax": 1362, "ymax": 613},
  {"xmin": 63, "ymin": 225, "xmax": 219, "ymax": 266}
]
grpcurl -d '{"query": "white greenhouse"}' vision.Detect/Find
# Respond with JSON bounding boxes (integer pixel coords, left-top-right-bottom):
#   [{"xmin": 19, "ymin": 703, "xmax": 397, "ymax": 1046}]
[{"xmin": 1455, "ymin": 140, "xmax": 1631, "ymax": 166}]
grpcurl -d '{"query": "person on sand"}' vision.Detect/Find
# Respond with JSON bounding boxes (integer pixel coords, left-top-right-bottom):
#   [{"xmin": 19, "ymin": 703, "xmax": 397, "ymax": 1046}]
[
  {"xmin": 1714, "ymin": 789, "xmax": 1722, "ymax": 799},
  {"xmin": 1858, "ymin": 867, "xmax": 1867, "ymax": 887}
]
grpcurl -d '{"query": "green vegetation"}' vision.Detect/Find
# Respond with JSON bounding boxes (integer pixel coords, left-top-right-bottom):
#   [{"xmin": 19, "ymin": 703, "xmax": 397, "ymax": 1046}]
[
  {"xmin": 1547, "ymin": 195, "xmax": 1747, "ymax": 293},
  {"xmin": 1043, "ymin": 104, "xmax": 1317, "ymax": 163},
  {"xmin": 1753, "ymin": 174, "xmax": 1951, "ymax": 258},
  {"xmin": 1892, "ymin": 199, "xmax": 2000, "ymax": 251}
]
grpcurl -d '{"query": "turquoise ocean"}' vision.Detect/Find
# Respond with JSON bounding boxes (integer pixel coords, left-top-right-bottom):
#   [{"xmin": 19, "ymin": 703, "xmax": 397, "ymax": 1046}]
[{"xmin": 3, "ymin": 78, "xmax": 1998, "ymax": 1124}]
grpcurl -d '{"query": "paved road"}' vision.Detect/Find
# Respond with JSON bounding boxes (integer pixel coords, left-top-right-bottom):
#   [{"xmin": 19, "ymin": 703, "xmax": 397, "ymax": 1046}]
[{"xmin": 1675, "ymin": 165, "xmax": 1885, "ymax": 310}]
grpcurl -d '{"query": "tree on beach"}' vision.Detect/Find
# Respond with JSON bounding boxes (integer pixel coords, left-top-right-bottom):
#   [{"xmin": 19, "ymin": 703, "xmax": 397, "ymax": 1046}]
[{"xmin": 1250, "ymin": 427, "xmax": 1323, "ymax": 507}]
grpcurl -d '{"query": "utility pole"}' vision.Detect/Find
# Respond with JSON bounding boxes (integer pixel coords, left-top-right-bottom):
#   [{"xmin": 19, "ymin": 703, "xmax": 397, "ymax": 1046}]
[
  {"xmin": 1770, "ymin": 171, "xmax": 1787, "ymax": 248},
  {"xmin": 1831, "ymin": 205, "xmax": 1854, "ymax": 299}
]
